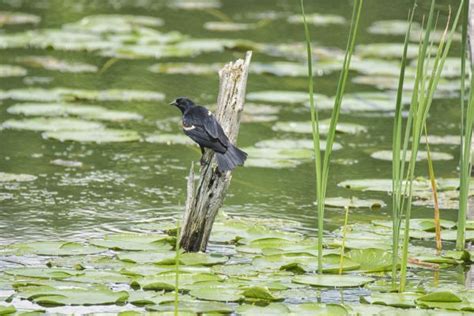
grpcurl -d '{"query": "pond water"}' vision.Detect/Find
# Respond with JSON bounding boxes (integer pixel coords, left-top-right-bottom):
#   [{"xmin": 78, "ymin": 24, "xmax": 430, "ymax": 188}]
[
  {"xmin": 0, "ymin": 0, "xmax": 469, "ymax": 313},
  {"xmin": 0, "ymin": 0, "xmax": 462, "ymax": 244}
]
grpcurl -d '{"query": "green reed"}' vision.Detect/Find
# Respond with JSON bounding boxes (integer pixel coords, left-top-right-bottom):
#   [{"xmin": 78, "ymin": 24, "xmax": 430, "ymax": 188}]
[
  {"xmin": 300, "ymin": 0, "xmax": 363, "ymax": 274},
  {"xmin": 392, "ymin": 0, "xmax": 464, "ymax": 291},
  {"xmin": 456, "ymin": 0, "xmax": 473, "ymax": 251}
]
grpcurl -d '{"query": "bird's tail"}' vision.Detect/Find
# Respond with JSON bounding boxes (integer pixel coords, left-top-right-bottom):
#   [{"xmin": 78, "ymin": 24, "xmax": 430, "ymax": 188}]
[{"xmin": 215, "ymin": 144, "xmax": 247, "ymax": 172}]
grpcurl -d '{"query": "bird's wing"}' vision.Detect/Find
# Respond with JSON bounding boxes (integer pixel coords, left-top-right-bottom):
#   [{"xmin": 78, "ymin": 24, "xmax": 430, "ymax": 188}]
[
  {"xmin": 184, "ymin": 126, "xmax": 227, "ymax": 153},
  {"xmin": 188, "ymin": 106, "xmax": 228, "ymax": 145}
]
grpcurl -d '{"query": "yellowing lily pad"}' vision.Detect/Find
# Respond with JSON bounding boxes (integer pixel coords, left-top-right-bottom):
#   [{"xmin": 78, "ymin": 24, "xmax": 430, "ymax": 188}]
[
  {"xmin": 18, "ymin": 56, "xmax": 97, "ymax": 73},
  {"xmin": 0, "ymin": 65, "xmax": 27, "ymax": 77},
  {"xmin": 287, "ymin": 13, "xmax": 345, "ymax": 25},
  {"xmin": 0, "ymin": 172, "xmax": 37, "ymax": 182},
  {"xmin": 2, "ymin": 118, "xmax": 104, "ymax": 131},
  {"xmin": 204, "ymin": 21, "xmax": 256, "ymax": 32},
  {"xmin": 371, "ymin": 150, "xmax": 453, "ymax": 161},
  {"xmin": 8, "ymin": 103, "xmax": 143, "ymax": 121},
  {"xmin": 0, "ymin": 11, "xmax": 40, "ymax": 25},
  {"xmin": 273, "ymin": 120, "xmax": 367, "ymax": 134},
  {"xmin": 43, "ymin": 129, "xmax": 141, "ymax": 143},
  {"xmin": 324, "ymin": 197, "xmax": 386, "ymax": 209}
]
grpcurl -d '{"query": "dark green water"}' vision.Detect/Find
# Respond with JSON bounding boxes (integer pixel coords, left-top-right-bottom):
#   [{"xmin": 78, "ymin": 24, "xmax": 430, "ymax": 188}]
[{"xmin": 0, "ymin": 0, "xmax": 463, "ymax": 245}]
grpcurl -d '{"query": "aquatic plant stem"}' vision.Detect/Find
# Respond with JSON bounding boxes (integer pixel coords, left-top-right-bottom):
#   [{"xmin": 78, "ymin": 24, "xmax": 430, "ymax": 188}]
[
  {"xmin": 424, "ymin": 124, "xmax": 442, "ymax": 254},
  {"xmin": 398, "ymin": 1, "xmax": 464, "ymax": 292},
  {"xmin": 174, "ymin": 219, "xmax": 181, "ymax": 316},
  {"xmin": 456, "ymin": 0, "xmax": 471, "ymax": 251},
  {"xmin": 391, "ymin": 6, "xmax": 416, "ymax": 286},
  {"xmin": 339, "ymin": 206, "xmax": 349, "ymax": 275},
  {"xmin": 300, "ymin": 0, "xmax": 323, "ymax": 273}
]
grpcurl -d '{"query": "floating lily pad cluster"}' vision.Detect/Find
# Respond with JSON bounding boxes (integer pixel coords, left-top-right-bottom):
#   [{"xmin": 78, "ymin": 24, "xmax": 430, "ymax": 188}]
[
  {"xmin": 339, "ymin": 177, "xmax": 474, "ymax": 209},
  {"xmin": 0, "ymin": 214, "xmax": 471, "ymax": 314},
  {"xmin": 0, "ymin": 87, "xmax": 166, "ymax": 143}
]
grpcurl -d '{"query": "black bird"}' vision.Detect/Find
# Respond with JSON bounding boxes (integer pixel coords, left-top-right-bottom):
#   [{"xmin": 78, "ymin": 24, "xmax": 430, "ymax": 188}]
[{"xmin": 170, "ymin": 97, "xmax": 247, "ymax": 173}]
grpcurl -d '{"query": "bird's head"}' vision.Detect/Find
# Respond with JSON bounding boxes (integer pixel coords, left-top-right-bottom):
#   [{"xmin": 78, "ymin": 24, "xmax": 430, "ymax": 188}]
[{"xmin": 170, "ymin": 97, "xmax": 195, "ymax": 113}]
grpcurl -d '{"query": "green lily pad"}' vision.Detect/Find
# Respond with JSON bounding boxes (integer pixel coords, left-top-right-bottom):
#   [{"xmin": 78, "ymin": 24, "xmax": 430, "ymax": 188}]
[
  {"xmin": 179, "ymin": 253, "xmax": 228, "ymax": 266},
  {"xmin": 247, "ymin": 90, "xmax": 329, "ymax": 104},
  {"xmin": 293, "ymin": 274, "xmax": 374, "ymax": 288},
  {"xmin": 89, "ymin": 233, "xmax": 172, "ymax": 251},
  {"xmin": 118, "ymin": 251, "xmax": 176, "ymax": 264},
  {"xmin": 289, "ymin": 303, "xmax": 348, "ymax": 316},
  {"xmin": 419, "ymin": 135, "xmax": 461, "ymax": 145},
  {"xmin": 356, "ymin": 43, "xmax": 431, "ymax": 59},
  {"xmin": 242, "ymin": 286, "xmax": 282, "ymax": 301},
  {"xmin": 64, "ymin": 14, "xmax": 164, "ymax": 33},
  {"xmin": 2, "ymin": 118, "xmax": 104, "ymax": 132},
  {"xmin": 371, "ymin": 150, "xmax": 453, "ymax": 161},
  {"xmin": 315, "ymin": 91, "xmax": 402, "ymax": 112},
  {"xmin": 0, "ymin": 65, "xmax": 27, "ymax": 77},
  {"xmin": 353, "ymin": 75, "xmax": 462, "ymax": 95},
  {"xmin": 287, "ymin": 13, "xmax": 345, "ymax": 25},
  {"xmin": 212, "ymin": 264, "xmax": 260, "ymax": 277},
  {"xmin": 89, "ymin": 239, "xmax": 172, "ymax": 251},
  {"xmin": 127, "ymin": 291, "xmax": 177, "ymax": 306},
  {"xmin": 362, "ymin": 292, "xmax": 421, "ymax": 308},
  {"xmin": 149, "ymin": 63, "xmax": 221, "ymax": 75},
  {"xmin": 368, "ymin": 20, "xmax": 422, "ymax": 35},
  {"xmin": 170, "ymin": 0, "xmax": 221, "ymax": 10},
  {"xmin": 18, "ymin": 285, "xmax": 128, "ymax": 306},
  {"xmin": 132, "ymin": 272, "xmax": 222, "ymax": 291},
  {"xmin": 0, "ymin": 172, "xmax": 37, "ymax": 182},
  {"xmin": 18, "ymin": 56, "xmax": 97, "ymax": 73},
  {"xmin": 254, "ymin": 139, "xmax": 342, "ymax": 151},
  {"xmin": 5, "ymin": 268, "xmax": 83, "ymax": 280},
  {"xmin": 189, "ymin": 286, "xmax": 243, "ymax": 302},
  {"xmin": 348, "ymin": 248, "xmax": 393, "ymax": 272},
  {"xmin": 372, "ymin": 218, "xmax": 456, "ymax": 231},
  {"xmin": 0, "ymin": 88, "xmax": 165, "ymax": 102},
  {"xmin": 6, "ymin": 241, "xmax": 105, "ymax": 256},
  {"xmin": 0, "ymin": 305, "xmax": 16, "ymax": 315},
  {"xmin": 237, "ymin": 303, "xmax": 290, "ymax": 315},
  {"xmin": 250, "ymin": 61, "xmax": 337, "ymax": 77},
  {"xmin": 147, "ymin": 300, "xmax": 232, "ymax": 314},
  {"xmin": 204, "ymin": 21, "xmax": 256, "ymax": 31},
  {"xmin": 324, "ymin": 197, "xmax": 386, "ymax": 209},
  {"xmin": 418, "ymin": 291, "xmax": 462, "ymax": 302},
  {"xmin": 43, "ymin": 129, "xmax": 141, "ymax": 143},
  {"xmin": 66, "ymin": 270, "xmax": 131, "ymax": 284},
  {"xmin": 273, "ymin": 120, "xmax": 367, "ymax": 134},
  {"xmin": 145, "ymin": 133, "xmax": 194, "ymax": 145},
  {"xmin": 8, "ymin": 103, "xmax": 142, "ymax": 121}
]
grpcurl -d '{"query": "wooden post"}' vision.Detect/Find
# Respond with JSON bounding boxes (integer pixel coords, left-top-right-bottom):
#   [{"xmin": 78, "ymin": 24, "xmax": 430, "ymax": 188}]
[{"xmin": 179, "ymin": 51, "xmax": 252, "ymax": 252}]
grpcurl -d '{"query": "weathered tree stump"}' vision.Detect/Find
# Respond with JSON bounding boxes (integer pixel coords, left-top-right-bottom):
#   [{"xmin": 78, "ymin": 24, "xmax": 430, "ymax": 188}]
[{"xmin": 179, "ymin": 51, "xmax": 252, "ymax": 252}]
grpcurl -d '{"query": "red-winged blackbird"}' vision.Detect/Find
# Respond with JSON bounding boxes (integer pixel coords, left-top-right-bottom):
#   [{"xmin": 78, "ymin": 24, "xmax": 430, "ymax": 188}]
[{"xmin": 170, "ymin": 97, "xmax": 247, "ymax": 172}]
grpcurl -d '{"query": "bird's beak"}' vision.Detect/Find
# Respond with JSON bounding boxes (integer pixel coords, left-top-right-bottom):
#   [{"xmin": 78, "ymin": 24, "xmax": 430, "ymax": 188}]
[{"xmin": 169, "ymin": 101, "xmax": 177, "ymax": 106}]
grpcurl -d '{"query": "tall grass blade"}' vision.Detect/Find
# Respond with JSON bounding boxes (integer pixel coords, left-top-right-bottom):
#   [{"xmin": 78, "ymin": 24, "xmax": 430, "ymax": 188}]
[
  {"xmin": 300, "ymin": 0, "xmax": 323, "ymax": 272},
  {"xmin": 174, "ymin": 219, "xmax": 181, "ymax": 316},
  {"xmin": 456, "ymin": 0, "xmax": 472, "ymax": 251},
  {"xmin": 300, "ymin": 0, "xmax": 363, "ymax": 274},
  {"xmin": 398, "ymin": 0, "xmax": 464, "ymax": 292},
  {"xmin": 392, "ymin": 6, "xmax": 416, "ymax": 286}
]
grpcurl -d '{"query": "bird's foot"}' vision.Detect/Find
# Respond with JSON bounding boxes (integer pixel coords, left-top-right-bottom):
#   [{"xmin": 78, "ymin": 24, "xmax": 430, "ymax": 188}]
[{"xmin": 200, "ymin": 157, "xmax": 208, "ymax": 167}]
